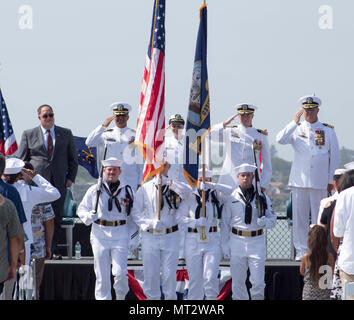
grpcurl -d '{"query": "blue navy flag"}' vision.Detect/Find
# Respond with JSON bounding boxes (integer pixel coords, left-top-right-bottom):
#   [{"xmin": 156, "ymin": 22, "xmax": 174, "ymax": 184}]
[
  {"xmin": 74, "ymin": 136, "xmax": 99, "ymax": 178},
  {"xmin": 0, "ymin": 88, "xmax": 18, "ymax": 155},
  {"xmin": 183, "ymin": 4, "xmax": 210, "ymax": 187}
]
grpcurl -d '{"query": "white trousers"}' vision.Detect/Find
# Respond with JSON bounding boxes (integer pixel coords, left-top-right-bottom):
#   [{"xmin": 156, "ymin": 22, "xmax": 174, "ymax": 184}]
[
  {"xmin": 90, "ymin": 236, "xmax": 129, "ymax": 300},
  {"xmin": 230, "ymin": 234, "xmax": 265, "ymax": 300},
  {"xmin": 184, "ymin": 234, "xmax": 221, "ymax": 300},
  {"xmin": 291, "ymin": 187, "xmax": 327, "ymax": 257},
  {"xmin": 141, "ymin": 231, "xmax": 179, "ymax": 300}
]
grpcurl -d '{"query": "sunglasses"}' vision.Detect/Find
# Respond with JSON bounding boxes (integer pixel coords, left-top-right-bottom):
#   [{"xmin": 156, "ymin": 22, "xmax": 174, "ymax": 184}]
[{"xmin": 42, "ymin": 113, "xmax": 54, "ymax": 119}]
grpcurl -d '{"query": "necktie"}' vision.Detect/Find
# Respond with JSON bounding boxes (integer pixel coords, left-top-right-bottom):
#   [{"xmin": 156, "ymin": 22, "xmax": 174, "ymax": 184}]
[{"xmin": 47, "ymin": 130, "xmax": 53, "ymax": 158}]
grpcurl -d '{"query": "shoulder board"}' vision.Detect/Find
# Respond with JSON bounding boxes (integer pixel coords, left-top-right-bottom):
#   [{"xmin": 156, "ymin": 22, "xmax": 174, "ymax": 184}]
[
  {"xmin": 257, "ymin": 128, "xmax": 268, "ymax": 136},
  {"xmin": 104, "ymin": 128, "xmax": 114, "ymax": 132},
  {"xmin": 322, "ymin": 123, "xmax": 334, "ymax": 129},
  {"xmin": 130, "ymin": 128, "xmax": 136, "ymax": 133},
  {"xmin": 225, "ymin": 125, "xmax": 238, "ymax": 128}
]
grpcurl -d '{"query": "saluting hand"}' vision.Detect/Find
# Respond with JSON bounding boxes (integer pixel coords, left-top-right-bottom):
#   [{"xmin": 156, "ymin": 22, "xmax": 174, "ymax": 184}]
[
  {"xmin": 102, "ymin": 115, "xmax": 115, "ymax": 128},
  {"xmin": 223, "ymin": 114, "xmax": 239, "ymax": 128},
  {"xmin": 294, "ymin": 109, "xmax": 304, "ymax": 124}
]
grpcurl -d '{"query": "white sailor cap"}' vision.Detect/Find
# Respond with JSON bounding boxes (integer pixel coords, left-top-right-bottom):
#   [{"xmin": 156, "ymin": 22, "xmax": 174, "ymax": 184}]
[
  {"xmin": 198, "ymin": 168, "xmax": 213, "ymax": 178},
  {"xmin": 234, "ymin": 103, "xmax": 257, "ymax": 115},
  {"xmin": 334, "ymin": 168, "xmax": 346, "ymax": 176},
  {"xmin": 234, "ymin": 163, "xmax": 257, "ymax": 176},
  {"xmin": 299, "ymin": 95, "xmax": 322, "ymax": 109},
  {"xmin": 344, "ymin": 162, "xmax": 354, "ymax": 171},
  {"xmin": 169, "ymin": 114, "xmax": 185, "ymax": 125},
  {"xmin": 110, "ymin": 102, "xmax": 132, "ymax": 116},
  {"xmin": 102, "ymin": 157, "xmax": 123, "ymax": 168},
  {"xmin": 4, "ymin": 158, "xmax": 25, "ymax": 175}
]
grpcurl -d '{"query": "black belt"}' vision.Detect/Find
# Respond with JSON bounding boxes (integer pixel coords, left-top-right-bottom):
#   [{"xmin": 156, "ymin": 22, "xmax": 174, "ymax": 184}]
[
  {"xmin": 94, "ymin": 219, "xmax": 126, "ymax": 227},
  {"xmin": 147, "ymin": 224, "xmax": 179, "ymax": 234},
  {"xmin": 232, "ymin": 228, "xmax": 263, "ymax": 237},
  {"xmin": 188, "ymin": 226, "xmax": 218, "ymax": 233}
]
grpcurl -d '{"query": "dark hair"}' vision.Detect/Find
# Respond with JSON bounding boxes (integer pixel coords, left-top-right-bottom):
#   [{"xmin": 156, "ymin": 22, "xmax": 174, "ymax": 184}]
[
  {"xmin": 0, "ymin": 153, "xmax": 5, "ymax": 175},
  {"xmin": 24, "ymin": 162, "xmax": 34, "ymax": 171},
  {"xmin": 37, "ymin": 104, "xmax": 53, "ymax": 115},
  {"xmin": 338, "ymin": 169, "xmax": 354, "ymax": 193},
  {"xmin": 307, "ymin": 225, "xmax": 329, "ymax": 288},
  {"xmin": 3, "ymin": 173, "xmax": 21, "ymax": 185}
]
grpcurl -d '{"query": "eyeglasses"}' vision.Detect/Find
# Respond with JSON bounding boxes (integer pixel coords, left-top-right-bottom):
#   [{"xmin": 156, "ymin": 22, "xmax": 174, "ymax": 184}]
[{"xmin": 42, "ymin": 113, "xmax": 54, "ymax": 119}]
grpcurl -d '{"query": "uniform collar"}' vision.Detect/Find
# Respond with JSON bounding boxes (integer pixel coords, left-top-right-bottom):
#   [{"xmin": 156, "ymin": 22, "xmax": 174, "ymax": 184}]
[
  {"xmin": 304, "ymin": 120, "xmax": 321, "ymax": 128},
  {"xmin": 115, "ymin": 126, "xmax": 129, "ymax": 134},
  {"xmin": 238, "ymin": 124, "xmax": 254, "ymax": 133}
]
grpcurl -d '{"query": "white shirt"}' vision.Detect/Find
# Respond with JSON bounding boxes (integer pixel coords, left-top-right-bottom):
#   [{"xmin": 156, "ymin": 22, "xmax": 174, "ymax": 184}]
[
  {"xmin": 176, "ymin": 183, "xmax": 232, "ymax": 233},
  {"xmin": 164, "ymin": 134, "xmax": 188, "ymax": 184},
  {"xmin": 14, "ymin": 175, "xmax": 61, "ymax": 244},
  {"xmin": 131, "ymin": 176, "xmax": 191, "ymax": 232},
  {"xmin": 210, "ymin": 123, "xmax": 272, "ymax": 190},
  {"xmin": 40, "ymin": 125, "xmax": 56, "ymax": 150},
  {"xmin": 276, "ymin": 120, "xmax": 339, "ymax": 189},
  {"xmin": 333, "ymin": 186, "xmax": 354, "ymax": 274},
  {"xmin": 86, "ymin": 125, "xmax": 143, "ymax": 191},
  {"xmin": 221, "ymin": 187, "xmax": 276, "ymax": 246},
  {"xmin": 317, "ymin": 191, "xmax": 338, "ymax": 224},
  {"xmin": 77, "ymin": 180, "xmax": 133, "ymax": 241}
]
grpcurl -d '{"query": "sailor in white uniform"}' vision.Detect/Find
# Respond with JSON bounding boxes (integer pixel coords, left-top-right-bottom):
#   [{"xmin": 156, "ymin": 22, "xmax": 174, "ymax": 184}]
[
  {"xmin": 164, "ymin": 114, "xmax": 189, "ymax": 260},
  {"xmin": 276, "ymin": 95, "xmax": 339, "ymax": 260},
  {"xmin": 131, "ymin": 163, "xmax": 191, "ymax": 300},
  {"xmin": 3, "ymin": 158, "xmax": 61, "ymax": 266},
  {"xmin": 221, "ymin": 163, "xmax": 276, "ymax": 300},
  {"xmin": 86, "ymin": 102, "xmax": 141, "ymax": 256},
  {"xmin": 77, "ymin": 157, "xmax": 134, "ymax": 300},
  {"xmin": 176, "ymin": 168, "xmax": 232, "ymax": 300},
  {"xmin": 210, "ymin": 103, "xmax": 271, "ymax": 191}
]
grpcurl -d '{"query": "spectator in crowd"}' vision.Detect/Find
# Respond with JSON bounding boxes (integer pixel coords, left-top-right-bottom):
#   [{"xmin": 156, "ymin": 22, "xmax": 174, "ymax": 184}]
[
  {"xmin": 300, "ymin": 225, "xmax": 334, "ymax": 300},
  {"xmin": 18, "ymin": 104, "xmax": 78, "ymax": 258},
  {"xmin": 333, "ymin": 169, "xmax": 354, "ymax": 299},
  {"xmin": 0, "ymin": 153, "xmax": 26, "ymax": 299},
  {"xmin": 0, "ymin": 194, "xmax": 23, "ymax": 296}
]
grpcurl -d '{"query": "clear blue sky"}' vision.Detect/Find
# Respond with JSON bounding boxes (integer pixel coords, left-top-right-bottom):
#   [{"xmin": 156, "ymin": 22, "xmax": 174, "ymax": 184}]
[{"xmin": 0, "ymin": 0, "xmax": 352, "ymax": 161}]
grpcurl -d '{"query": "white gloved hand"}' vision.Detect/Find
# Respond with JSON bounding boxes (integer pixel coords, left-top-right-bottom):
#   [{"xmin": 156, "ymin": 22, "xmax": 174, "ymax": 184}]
[
  {"xmin": 222, "ymin": 245, "xmax": 231, "ymax": 260},
  {"xmin": 199, "ymin": 182, "xmax": 208, "ymax": 192},
  {"xmin": 203, "ymin": 181, "xmax": 215, "ymax": 191},
  {"xmin": 89, "ymin": 210, "xmax": 99, "ymax": 222},
  {"xmin": 152, "ymin": 220, "xmax": 164, "ymax": 230},
  {"xmin": 257, "ymin": 216, "xmax": 267, "ymax": 227},
  {"xmin": 195, "ymin": 217, "xmax": 207, "ymax": 227}
]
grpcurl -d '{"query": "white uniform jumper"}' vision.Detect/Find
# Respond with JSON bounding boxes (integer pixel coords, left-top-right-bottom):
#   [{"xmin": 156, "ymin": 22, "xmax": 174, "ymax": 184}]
[
  {"xmin": 276, "ymin": 120, "xmax": 339, "ymax": 257},
  {"xmin": 222, "ymin": 187, "xmax": 276, "ymax": 300},
  {"xmin": 131, "ymin": 177, "xmax": 191, "ymax": 300},
  {"xmin": 86, "ymin": 125, "xmax": 142, "ymax": 251},
  {"xmin": 176, "ymin": 183, "xmax": 232, "ymax": 300},
  {"xmin": 210, "ymin": 123, "xmax": 272, "ymax": 190},
  {"xmin": 77, "ymin": 180, "xmax": 134, "ymax": 300}
]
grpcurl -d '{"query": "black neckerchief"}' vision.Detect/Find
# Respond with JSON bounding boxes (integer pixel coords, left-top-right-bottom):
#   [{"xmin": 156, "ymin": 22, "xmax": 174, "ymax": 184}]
[
  {"xmin": 238, "ymin": 185, "xmax": 255, "ymax": 224},
  {"xmin": 195, "ymin": 189, "xmax": 211, "ymax": 219},
  {"xmin": 155, "ymin": 184, "xmax": 170, "ymax": 211},
  {"xmin": 103, "ymin": 181, "xmax": 122, "ymax": 212}
]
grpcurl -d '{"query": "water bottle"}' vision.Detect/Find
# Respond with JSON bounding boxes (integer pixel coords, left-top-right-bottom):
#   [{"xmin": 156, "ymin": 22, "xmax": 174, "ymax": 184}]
[{"xmin": 75, "ymin": 241, "xmax": 81, "ymax": 260}]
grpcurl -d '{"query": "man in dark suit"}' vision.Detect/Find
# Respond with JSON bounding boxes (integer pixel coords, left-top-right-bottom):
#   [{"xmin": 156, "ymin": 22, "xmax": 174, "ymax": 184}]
[{"xmin": 18, "ymin": 104, "xmax": 78, "ymax": 257}]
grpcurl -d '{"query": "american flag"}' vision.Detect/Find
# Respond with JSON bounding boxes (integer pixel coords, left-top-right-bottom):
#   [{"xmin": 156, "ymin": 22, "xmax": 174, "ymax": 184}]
[
  {"xmin": 136, "ymin": 0, "xmax": 166, "ymax": 184},
  {"xmin": 0, "ymin": 88, "xmax": 18, "ymax": 155}
]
